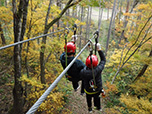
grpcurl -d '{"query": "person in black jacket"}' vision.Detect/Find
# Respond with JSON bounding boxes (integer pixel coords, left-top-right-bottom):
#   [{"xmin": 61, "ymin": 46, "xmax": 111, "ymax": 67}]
[
  {"xmin": 60, "ymin": 41, "xmax": 85, "ymax": 94},
  {"xmin": 80, "ymin": 43, "xmax": 106, "ymax": 113}
]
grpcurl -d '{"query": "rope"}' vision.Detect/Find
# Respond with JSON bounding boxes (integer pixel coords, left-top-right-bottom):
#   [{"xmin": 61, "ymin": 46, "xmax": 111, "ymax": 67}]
[
  {"xmin": 89, "ymin": 31, "xmax": 99, "ymax": 91},
  {"xmin": 64, "ymin": 28, "xmax": 69, "ymax": 80},
  {"xmin": 0, "ymin": 28, "xmax": 67, "ymax": 50},
  {"xmin": 26, "ymin": 32, "xmax": 98, "ymax": 114}
]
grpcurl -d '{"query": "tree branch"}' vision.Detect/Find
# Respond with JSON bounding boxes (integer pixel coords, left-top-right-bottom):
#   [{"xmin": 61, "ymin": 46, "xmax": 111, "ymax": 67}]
[
  {"xmin": 122, "ymin": 15, "xmax": 152, "ymax": 64},
  {"xmin": 133, "ymin": 49, "xmax": 152, "ymax": 82},
  {"xmin": 112, "ymin": 36, "xmax": 152, "ymax": 84},
  {"xmin": 46, "ymin": 0, "xmax": 82, "ymax": 30}
]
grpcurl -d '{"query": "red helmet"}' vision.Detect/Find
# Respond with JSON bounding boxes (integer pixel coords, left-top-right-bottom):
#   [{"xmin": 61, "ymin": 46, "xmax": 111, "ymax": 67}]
[
  {"xmin": 86, "ymin": 55, "xmax": 98, "ymax": 68},
  {"xmin": 64, "ymin": 42, "xmax": 76, "ymax": 53}
]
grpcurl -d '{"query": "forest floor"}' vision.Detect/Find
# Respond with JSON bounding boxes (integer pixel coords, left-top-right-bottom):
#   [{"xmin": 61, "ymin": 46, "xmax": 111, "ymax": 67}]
[{"xmin": 60, "ymin": 82, "xmax": 107, "ymax": 114}]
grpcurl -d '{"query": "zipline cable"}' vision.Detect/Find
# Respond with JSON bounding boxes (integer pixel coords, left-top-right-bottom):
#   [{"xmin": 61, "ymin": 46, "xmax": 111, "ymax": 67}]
[
  {"xmin": 0, "ymin": 28, "xmax": 68, "ymax": 50},
  {"xmin": 26, "ymin": 31, "xmax": 99, "ymax": 114}
]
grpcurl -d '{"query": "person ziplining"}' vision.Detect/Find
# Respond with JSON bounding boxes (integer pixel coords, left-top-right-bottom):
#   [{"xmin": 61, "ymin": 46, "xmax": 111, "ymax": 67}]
[
  {"xmin": 59, "ymin": 24, "xmax": 85, "ymax": 95},
  {"xmin": 60, "ymin": 25, "xmax": 106, "ymax": 113},
  {"xmin": 80, "ymin": 42, "xmax": 106, "ymax": 113}
]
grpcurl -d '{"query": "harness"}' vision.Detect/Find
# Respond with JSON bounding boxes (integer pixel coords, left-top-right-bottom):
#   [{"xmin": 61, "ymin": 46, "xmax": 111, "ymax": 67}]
[
  {"xmin": 64, "ymin": 24, "xmax": 77, "ymax": 80},
  {"xmin": 88, "ymin": 31, "xmax": 99, "ymax": 91}
]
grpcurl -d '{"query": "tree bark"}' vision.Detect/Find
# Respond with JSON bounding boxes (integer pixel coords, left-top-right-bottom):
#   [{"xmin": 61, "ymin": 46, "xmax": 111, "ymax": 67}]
[
  {"xmin": 57, "ymin": 0, "xmax": 61, "ymax": 28},
  {"xmin": 118, "ymin": 0, "xmax": 139, "ymax": 45},
  {"xmin": 11, "ymin": 0, "xmax": 29, "ymax": 113},
  {"xmin": 118, "ymin": 0, "xmax": 130, "ymax": 45},
  {"xmin": 24, "ymin": 1, "xmax": 34, "ymax": 103},
  {"xmin": 112, "ymin": 0, "xmax": 120, "ymax": 40},
  {"xmin": 79, "ymin": 6, "xmax": 84, "ymax": 51},
  {"xmin": 85, "ymin": 6, "xmax": 90, "ymax": 43},
  {"xmin": 105, "ymin": 0, "xmax": 117, "ymax": 55},
  {"xmin": 40, "ymin": 0, "xmax": 82, "ymax": 84},
  {"xmin": 133, "ymin": 50, "xmax": 152, "ymax": 82},
  {"xmin": 40, "ymin": 0, "xmax": 52, "ymax": 84},
  {"xmin": 98, "ymin": 0, "xmax": 103, "ymax": 31},
  {"xmin": 88, "ymin": 6, "xmax": 92, "ymax": 39},
  {"xmin": 118, "ymin": 0, "xmax": 122, "ymax": 24},
  {"xmin": 0, "ymin": 23, "xmax": 6, "ymax": 44},
  {"xmin": 107, "ymin": 6, "xmax": 109, "ymax": 20}
]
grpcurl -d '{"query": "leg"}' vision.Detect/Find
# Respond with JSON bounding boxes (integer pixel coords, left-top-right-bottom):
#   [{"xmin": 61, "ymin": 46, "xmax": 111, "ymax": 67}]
[
  {"xmin": 86, "ymin": 94, "xmax": 92, "ymax": 108},
  {"xmin": 86, "ymin": 94, "xmax": 93, "ymax": 112},
  {"xmin": 94, "ymin": 92, "xmax": 101, "ymax": 110},
  {"xmin": 80, "ymin": 80, "xmax": 84, "ymax": 94},
  {"xmin": 72, "ymin": 81, "xmax": 79, "ymax": 90}
]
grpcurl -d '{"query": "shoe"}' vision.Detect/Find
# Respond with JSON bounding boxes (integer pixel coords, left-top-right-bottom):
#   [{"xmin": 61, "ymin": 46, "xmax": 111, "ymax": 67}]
[
  {"xmin": 74, "ymin": 85, "xmax": 80, "ymax": 91},
  {"xmin": 98, "ymin": 108, "xmax": 102, "ymax": 111},
  {"xmin": 80, "ymin": 93, "xmax": 85, "ymax": 96},
  {"xmin": 94, "ymin": 107, "xmax": 102, "ymax": 111},
  {"xmin": 89, "ymin": 110, "xmax": 92, "ymax": 113},
  {"xmin": 88, "ymin": 107, "xmax": 92, "ymax": 113}
]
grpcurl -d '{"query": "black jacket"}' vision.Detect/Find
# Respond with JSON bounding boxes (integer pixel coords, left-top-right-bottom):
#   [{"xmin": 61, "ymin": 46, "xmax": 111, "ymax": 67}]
[
  {"xmin": 60, "ymin": 52, "xmax": 85, "ymax": 81},
  {"xmin": 80, "ymin": 50, "xmax": 106, "ymax": 94}
]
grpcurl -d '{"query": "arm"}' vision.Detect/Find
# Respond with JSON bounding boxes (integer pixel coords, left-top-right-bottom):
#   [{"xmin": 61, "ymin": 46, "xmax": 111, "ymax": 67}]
[{"xmin": 98, "ymin": 50, "xmax": 106, "ymax": 63}]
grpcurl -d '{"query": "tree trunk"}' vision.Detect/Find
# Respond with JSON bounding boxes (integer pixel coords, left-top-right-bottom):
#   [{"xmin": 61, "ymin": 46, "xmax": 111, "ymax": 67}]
[
  {"xmin": 11, "ymin": 0, "xmax": 29, "ymax": 113},
  {"xmin": 118, "ymin": 0, "xmax": 130, "ymax": 45},
  {"xmin": 57, "ymin": 0, "xmax": 61, "ymax": 28},
  {"xmin": 118, "ymin": 0, "xmax": 139, "ymax": 45},
  {"xmin": 88, "ymin": 6, "xmax": 92, "ymax": 39},
  {"xmin": 112, "ymin": 0, "xmax": 120, "ymax": 40},
  {"xmin": 133, "ymin": 50, "xmax": 152, "ymax": 82},
  {"xmin": 85, "ymin": 6, "xmax": 90, "ymax": 43},
  {"xmin": 5, "ymin": 0, "xmax": 7, "ymax": 6},
  {"xmin": 98, "ymin": 0, "xmax": 103, "ymax": 31},
  {"xmin": 79, "ymin": 6, "xmax": 84, "ymax": 51},
  {"xmin": 40, "ymin": 0, "xmax": 82, "ymax": 84},
  {"xmin": 107, "ymin": 7, "xmax": 109, "ymax": 20},
  {"xmin": 0, "ymin": 23, "xmax": 6, "ymax": 44},
  {"xmin": 40, "ymin": 0, "xmax": 52, "ymax": 84},
  {"xmin": 118, "ymin": 0, "xmax": 122, "ymax": 24},
  {"xmin": 24, "ymin": 6, "xmax": 33, "ymax": 103},
  {"xmin": 105, "ymin": 0, "xmax": 117, "ymax": 55}
]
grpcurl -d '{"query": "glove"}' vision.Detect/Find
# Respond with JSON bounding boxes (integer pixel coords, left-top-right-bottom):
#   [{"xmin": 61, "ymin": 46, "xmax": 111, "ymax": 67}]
[
  {"xmin": 71, "ymin": 35, "xmax": 77, "ymax": 42},
  {"xmin": 101, "ymin": 89, "xmax": 105, "ymax": 98},
  {"xmin": 96, "ymin": 43, "xmax": 101, "ymax": 51}
]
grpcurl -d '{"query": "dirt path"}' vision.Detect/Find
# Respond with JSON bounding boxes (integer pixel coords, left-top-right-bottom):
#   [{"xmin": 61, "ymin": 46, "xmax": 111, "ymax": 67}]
[{"xmin": 60, "ymin": 83, "xmax": 106, "ymax": 114}]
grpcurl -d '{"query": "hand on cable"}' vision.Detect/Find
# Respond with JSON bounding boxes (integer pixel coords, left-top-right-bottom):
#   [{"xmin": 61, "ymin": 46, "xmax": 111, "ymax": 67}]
[
  {"xmin": 71, "ymin": 35, "xmax": 77, "ymax": 42},
  {"xmin": 96, "ymin": 43, "xmax": 101, "ymax": 51}
]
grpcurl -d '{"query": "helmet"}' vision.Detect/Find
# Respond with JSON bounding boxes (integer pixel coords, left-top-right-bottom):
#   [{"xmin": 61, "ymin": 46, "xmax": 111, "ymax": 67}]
[
  {"xmin": 64, "ymin": 42, "xmax": 76, "ymax": 53},
  {"xmin": 86, "ymin": 55, "xmax": 98, "ymax": 68}
]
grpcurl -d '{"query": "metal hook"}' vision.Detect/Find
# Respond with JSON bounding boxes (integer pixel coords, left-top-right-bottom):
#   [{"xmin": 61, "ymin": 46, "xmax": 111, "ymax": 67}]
[
  {"xmin": 94, "ymin": 30, "xmax": 99, "ymax": 55},
  {"xmin": 93, "ymin": 30, "xmax": 99, "ymax": 39},
  {"xmin": 88, "ymin": 40, "xmax": 93, "ymax": 56}
]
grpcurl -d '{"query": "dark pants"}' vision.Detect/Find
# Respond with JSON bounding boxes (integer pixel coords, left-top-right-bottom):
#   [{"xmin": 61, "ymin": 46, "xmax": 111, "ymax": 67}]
[
  {"xmin": 72, "ymin": 80, "xmax": 84, "ymax": 93},
  {"xmin": 72, "ymin": 81, "xmax": 79, "ymax": 90},
  {"xmin": 86, "ymin": 92, "xmax": 101, "ymax": 109}
]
